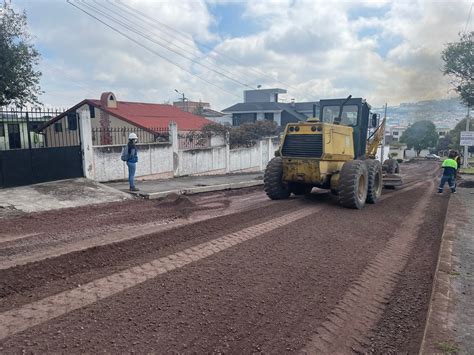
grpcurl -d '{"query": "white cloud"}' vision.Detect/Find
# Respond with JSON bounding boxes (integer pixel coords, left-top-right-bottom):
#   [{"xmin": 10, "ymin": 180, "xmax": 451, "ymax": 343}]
[{"xmin": 10, "ymin": 0, "xmax": 472, "ymax": 111}]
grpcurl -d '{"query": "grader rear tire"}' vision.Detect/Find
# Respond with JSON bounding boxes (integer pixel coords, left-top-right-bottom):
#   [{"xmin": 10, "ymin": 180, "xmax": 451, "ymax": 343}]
[
  {"xmin": 264, "ymin": 157, "xmax": 290, "ymax": 200},
  {"xmin": 338, "ymin": 160, "xmax": 369, "ymax": 209},
  {"xmin": 366, "ymin": 160, "xmax": 383, "ymax": 204}
]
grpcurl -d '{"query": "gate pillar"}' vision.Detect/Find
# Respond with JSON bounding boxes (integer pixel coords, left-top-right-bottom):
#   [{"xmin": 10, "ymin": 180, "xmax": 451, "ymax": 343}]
[{"xmin": 79, "ymin": 107, "xmax": 94, "ymax": 180}]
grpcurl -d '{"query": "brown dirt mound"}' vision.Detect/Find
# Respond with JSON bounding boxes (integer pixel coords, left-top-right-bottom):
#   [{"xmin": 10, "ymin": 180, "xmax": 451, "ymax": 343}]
[
  {"xmin": 458, "ymin": 180, "xmax": 474, "ymax": 188},
  {"xmin": 155, "ymin": 194, "xmax": 197, "ymax": 208}
]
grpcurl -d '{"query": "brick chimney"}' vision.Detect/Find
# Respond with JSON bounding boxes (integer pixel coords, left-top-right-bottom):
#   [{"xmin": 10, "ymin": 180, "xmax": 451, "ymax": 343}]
[{"xmin": 100, "ymin": 92, "xmax": 117, "ymax": 108}]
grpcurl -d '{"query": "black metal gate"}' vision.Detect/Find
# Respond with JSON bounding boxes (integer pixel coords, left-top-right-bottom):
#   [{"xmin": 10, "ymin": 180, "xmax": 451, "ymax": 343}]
[{"xmin": 0, "ymin": 109, "xmax": 83, "ymax": 188}]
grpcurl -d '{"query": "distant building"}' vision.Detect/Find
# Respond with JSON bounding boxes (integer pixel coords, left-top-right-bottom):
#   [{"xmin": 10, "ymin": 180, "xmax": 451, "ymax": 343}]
[
  {"xmin": 387, "ymin": 124, "xmax": 450, "ymax": 143},
  {"xmin": 173, "ymin": 100, "xmax": 231, "ymax": 125},
  {"xmin": 388, "ymin": 126, "xmax": 408, "ymax": 142},
  {"xmin": 436, "ymin": 127, "xmax": 450, "ymax": 139},
  {"xmin": 222, "ymin": 88, "xmax": 318, "ymax": 127}
]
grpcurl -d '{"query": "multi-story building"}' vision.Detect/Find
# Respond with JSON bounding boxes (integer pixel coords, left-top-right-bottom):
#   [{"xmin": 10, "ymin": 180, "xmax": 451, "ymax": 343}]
[{"xmin": 222, "ymin": 88, "xmax": 318, "ymax": 128}]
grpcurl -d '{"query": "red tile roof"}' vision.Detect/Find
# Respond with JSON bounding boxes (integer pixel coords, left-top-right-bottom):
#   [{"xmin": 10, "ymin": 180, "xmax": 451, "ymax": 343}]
[{"xmin": 89, "ymin": 99, "xmax": 213, "ymax": 131}]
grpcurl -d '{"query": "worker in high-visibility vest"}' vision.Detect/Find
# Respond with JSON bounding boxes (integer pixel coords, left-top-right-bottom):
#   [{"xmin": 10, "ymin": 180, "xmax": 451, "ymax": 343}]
[
  {"xmin": 438, "ymin": 151, "xmax": 458, "ymax": 194},
  {"xmin": 454, "ymin": 151, "xmax": 462, "ymax": 178}
]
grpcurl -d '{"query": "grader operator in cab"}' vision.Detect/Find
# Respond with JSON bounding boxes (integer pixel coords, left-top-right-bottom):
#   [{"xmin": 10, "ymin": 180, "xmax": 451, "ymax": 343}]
[{"xmin": 263, "ymin": 95, "xmax": 401, "ymax": 209}]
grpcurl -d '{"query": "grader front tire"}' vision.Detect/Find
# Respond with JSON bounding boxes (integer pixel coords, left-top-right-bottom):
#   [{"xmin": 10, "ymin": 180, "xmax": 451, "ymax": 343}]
[
  {"xmin": 264, "ymin": 157, "xmax": 290, "ymax": 200},
  {"xmin": 338, "ymin": 160, "xmax": 369, "ymax": 209},
  {"xmin": 383, "ymin": 159, "xmax": 399, "ymax": 174}
]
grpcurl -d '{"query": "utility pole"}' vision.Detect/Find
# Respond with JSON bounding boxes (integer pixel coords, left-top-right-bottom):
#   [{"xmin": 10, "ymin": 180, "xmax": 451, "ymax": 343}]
[
  {"xmin": 463, "ymin": 105, "xmax": 470, "ymax": 168},
  {"xmin": 174, "ymin": 89, "xmax": 188, "ymax": 112},
  {"xmin": 380, "ymin": 103, "xmax": 387, "ymax": 163}
]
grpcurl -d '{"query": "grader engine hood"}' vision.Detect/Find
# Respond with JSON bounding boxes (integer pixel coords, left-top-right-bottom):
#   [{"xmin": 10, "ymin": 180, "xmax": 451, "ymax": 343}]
[
  {"xmin": 280, "ymin": 123, "xmax": 354, "ymax": 160},
  {"xmin": 280, "ymin": 123, "xmax": 355, "ymax": 185}
]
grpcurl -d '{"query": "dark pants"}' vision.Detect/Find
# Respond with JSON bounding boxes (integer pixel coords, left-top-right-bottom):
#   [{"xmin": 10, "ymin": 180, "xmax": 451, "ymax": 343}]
[{"xmin": 438, "ymin": 174, "xmax": 456, "ymax": 193}]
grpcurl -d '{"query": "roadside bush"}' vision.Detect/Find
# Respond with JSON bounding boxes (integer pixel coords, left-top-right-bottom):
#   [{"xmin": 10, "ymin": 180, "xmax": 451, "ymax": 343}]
[{"xmin": 201, "ymin": 120, "xmax": 279, "ymax": 149}]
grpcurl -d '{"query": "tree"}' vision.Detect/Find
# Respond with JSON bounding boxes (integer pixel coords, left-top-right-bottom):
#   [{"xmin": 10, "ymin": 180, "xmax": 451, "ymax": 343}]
[
  {"xmin": 447, "ymin": 117, "xmax": 474, "ymax": 153},
  {"xmin": 0, "ymin": 3, "xmax": 42, "ymax": 107},
  {"xmin": 436, "ymin": 134, "xmax": 453, "ymax": 154},
  {"xmin": 202, "ymin": 120, "xmax": 279, "ymax": 148},
  {"xmin": 400, "ymin": 120, "xmax": 439, "ymax": 156},
  {"xmin": 442, "ymin": 31, "xmax": 473, "ymax": 107},
  {"xmin": 201, "ymin": 122, "xmax": 229, "ymax": 136}
]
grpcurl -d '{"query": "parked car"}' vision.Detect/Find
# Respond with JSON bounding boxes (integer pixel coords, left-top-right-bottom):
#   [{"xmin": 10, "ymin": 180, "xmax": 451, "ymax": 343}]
[{"xmin": 426, "ymin": 153, "xmax": 440, "ymax": 161}]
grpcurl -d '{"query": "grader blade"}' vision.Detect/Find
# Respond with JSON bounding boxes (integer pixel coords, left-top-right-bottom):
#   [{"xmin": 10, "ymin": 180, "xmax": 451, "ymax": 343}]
[{"xmin": 383, "ymin": 174, "xmax": 402, "ymax": 188}]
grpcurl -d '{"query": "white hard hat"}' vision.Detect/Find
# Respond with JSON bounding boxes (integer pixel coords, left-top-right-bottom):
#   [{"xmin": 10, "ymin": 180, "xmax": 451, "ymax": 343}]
[{"xmin": 129, "ymin": 133, "xmax": 138, "ymax": 140}]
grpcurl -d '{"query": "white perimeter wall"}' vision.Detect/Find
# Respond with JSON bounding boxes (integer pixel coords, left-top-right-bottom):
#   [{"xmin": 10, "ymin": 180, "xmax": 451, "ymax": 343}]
[
  {"xmin": 90, "ymin": 137, "xmax": 278, "ymax": 182},
  {"xmin": 178, "ymin": 147, "xmax": 227, "ymax": 176},
  {"xmin": 93, "ymin": 143, "xmax": 173, "ymax": 182}
]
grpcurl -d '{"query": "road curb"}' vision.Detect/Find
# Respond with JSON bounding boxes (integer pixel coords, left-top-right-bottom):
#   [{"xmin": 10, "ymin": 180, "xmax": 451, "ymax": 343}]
[
  {"xmin": 419, "ymin": 195, "xmax": 457, "ymax": 355},
  {"xmin": 138, "ymin": 180, "xmax": 263, "ymax": 200}
]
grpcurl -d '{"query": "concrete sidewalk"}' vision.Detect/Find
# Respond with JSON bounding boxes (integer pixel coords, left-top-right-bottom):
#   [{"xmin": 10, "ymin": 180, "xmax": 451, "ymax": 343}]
[
  {"xmin": 106, "ymin": 172, "xmax": 264, "ymax": 199},
  {"xmin": 0, "ymin": 178, "xmax": 131, "ymax": 218},
  {"xmin": 422, "ymin": 175, "xmax": 474, "ymax": 354}
]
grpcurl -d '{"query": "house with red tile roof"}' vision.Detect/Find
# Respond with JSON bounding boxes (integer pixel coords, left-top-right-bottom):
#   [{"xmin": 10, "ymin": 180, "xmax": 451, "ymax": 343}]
[{"xmin": 41, "ymin": 92, "xmax": 214, "ymax": 145}]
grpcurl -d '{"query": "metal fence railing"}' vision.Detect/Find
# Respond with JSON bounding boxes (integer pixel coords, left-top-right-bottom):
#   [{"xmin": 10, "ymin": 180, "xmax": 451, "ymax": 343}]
[
  {"xmin": 178, "ymin": 131, "xmax": 212, "ymax": 150},
  {"xmin": 0, "ymin": 108, "xmax": 79, "ymax": 150},
  {"xmin": 91, "ymin": 127, "xmax": 169, "ymax": 146}
]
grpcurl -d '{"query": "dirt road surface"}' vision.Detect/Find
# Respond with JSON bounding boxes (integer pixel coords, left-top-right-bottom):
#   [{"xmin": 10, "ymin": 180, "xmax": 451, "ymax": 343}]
[{"xmin": 0, "ymin": 161, "xmax": 448, "ymax": 354}]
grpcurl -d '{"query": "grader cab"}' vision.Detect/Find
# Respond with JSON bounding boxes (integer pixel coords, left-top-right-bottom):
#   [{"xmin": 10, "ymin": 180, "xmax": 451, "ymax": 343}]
[{"xmin": 264, "ymin": 96, "xmax": 402, "ymax": 209}]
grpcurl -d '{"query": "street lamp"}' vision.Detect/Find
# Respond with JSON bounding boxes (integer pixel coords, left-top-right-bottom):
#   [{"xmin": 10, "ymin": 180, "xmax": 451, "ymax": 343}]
[{"xmin": 174, "ymin": 89, "xmax": 188, "ymax": 112}]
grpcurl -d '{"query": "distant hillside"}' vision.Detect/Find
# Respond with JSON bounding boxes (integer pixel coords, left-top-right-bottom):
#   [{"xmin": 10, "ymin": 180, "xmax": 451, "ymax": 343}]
[{"xmin": 373, "ymin": 98, "xmax": 468, "ymax": 129}]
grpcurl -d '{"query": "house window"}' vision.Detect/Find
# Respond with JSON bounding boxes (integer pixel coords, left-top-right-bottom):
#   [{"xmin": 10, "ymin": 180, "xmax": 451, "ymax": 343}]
[
  {"xmin": 54, "ymin": 122, "xmax": 63, "ymax": 133},
  {"xmin": 232, "ymin": 113, "xmax": 256, "ymax": 126},
  {"xmin": 264, "ymin": 112, "xmax": 274, "ymax": 121},
  {"xmin": 393, "ymin": 131, "xmax": 399, "ymax": 136},
  {"xmin": 28, "ymin": 122, "xmax": 42, "ymax": 132},
  {"xmin": 88, "ymin": 104, "xmax": 95, "ymax": 118},
  {"xmin": 67, "ymin": 113, "xmax": 78, "ymax": 131},
  {"xmin": 0, "ymin": 124, "xmax": 4, "ymax": 137}
]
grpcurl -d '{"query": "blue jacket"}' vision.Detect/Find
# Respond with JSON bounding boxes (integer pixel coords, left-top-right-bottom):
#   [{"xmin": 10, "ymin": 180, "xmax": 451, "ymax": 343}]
[{"xmin": 127, "ymin": 143, "xmax": 138, "ymax": 163}]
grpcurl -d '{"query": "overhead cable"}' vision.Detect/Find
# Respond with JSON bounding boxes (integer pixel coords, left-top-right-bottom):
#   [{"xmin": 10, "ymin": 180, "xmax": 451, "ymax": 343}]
[
  {"xmin": 67, "ymin": 0, "xmax": 242, "ymax": 98},
  {"xmin": 90, "ymin": 0, "xmax": 258, "ymax": 88},
  {"xmin": 113, "ymin": 0, "xmax": 298, "ymax": 91},
  {"xmin": 78, "ymin": 0, "xmax": 254, "ymax": 89}
]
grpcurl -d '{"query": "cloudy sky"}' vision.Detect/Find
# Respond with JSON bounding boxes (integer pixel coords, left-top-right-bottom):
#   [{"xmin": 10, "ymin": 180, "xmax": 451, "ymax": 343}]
[{"xmin": 10, "ymin": 0, "xmax": 474, "ymax": 110}]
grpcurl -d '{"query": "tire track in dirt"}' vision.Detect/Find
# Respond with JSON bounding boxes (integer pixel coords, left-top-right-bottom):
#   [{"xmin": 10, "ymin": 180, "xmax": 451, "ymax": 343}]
[
  {"xmin": 0, "ymin": 166, "xmax": 442, "ymax": 354},
  {"xmin": 0, "ymin": 197, "xmax": 307, "ymax": 312},
  {"xmin": 303, "ymin": 179, "xmax": 436, "ymax": 353},
  {"xmin": 0, "ymin": 207, "xmax": 320, "ymax": 341}
]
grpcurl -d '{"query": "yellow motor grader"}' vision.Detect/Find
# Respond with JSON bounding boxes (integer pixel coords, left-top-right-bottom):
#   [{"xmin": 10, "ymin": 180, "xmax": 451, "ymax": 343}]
[{"xmin": 264, "ymin": 96, "xmax": 402, "ymax": 209}]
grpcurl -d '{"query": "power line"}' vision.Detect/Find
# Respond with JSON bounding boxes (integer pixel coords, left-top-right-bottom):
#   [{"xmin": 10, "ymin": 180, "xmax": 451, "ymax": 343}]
[
  {"xmin": 78, "ymin": 0, "xmax": 253, "ymax": 89},
  {"xmin": 465, "ymin": 2, "xmax": 473, "ymax": 33},
  {"xmin": 67, "ymin": 0, "xmax": 241, "ymax": 99},
  {"xmin": 113, "ymin": 0, "xmax": 297, "ymax": 91},
  {"xmin": 89, "ymin": 0, "xmax": 257, "ymax": 89},
  {"xmin": 100, "ymin": 0, "xmax": 263, "ymax": 88}
]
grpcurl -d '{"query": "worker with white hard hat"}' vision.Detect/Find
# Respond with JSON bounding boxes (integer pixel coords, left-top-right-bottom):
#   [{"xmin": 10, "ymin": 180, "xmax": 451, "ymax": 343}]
[{"xmin": 120, "ymin": 132, "xmax": 139, "ymax": 191}]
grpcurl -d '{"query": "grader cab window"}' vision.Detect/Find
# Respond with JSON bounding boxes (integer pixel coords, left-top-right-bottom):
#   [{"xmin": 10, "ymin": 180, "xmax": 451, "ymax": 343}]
[{"xmin": 322, "ymin": 105, "xmax": 358, "ymax": 126}]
